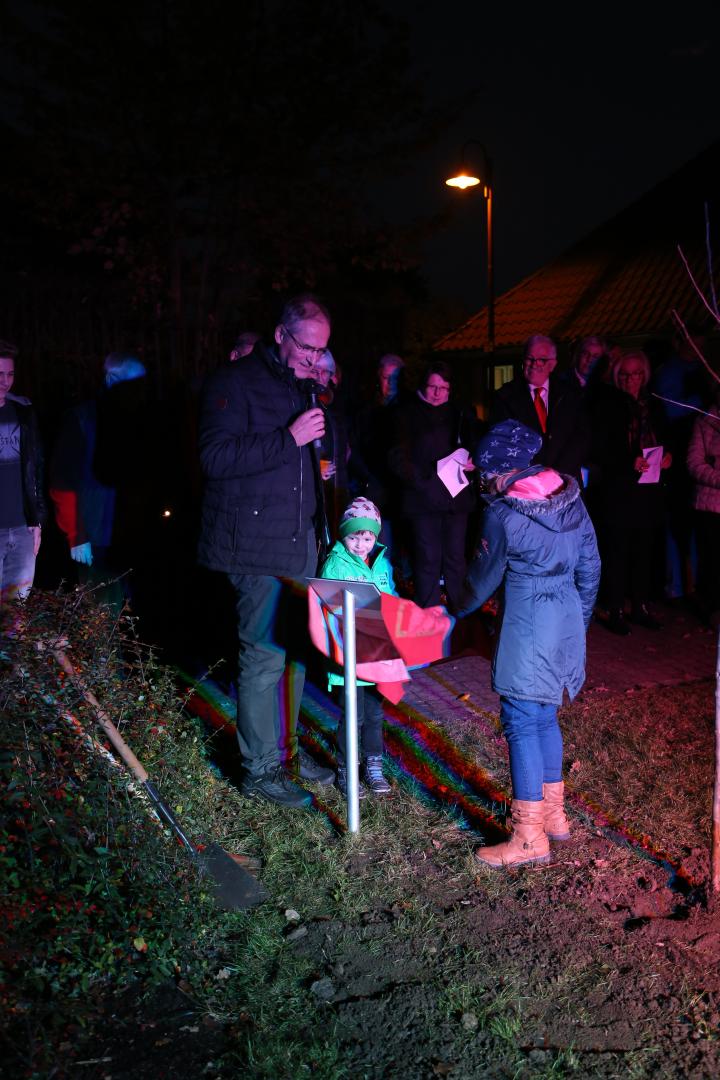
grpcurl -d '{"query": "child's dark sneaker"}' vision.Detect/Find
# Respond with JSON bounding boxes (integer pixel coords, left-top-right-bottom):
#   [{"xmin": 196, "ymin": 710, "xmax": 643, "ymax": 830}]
[
  {"xmin": 363, "ymin": 755, "xmax": 391, "ymax": 795},
  {"xmin": 336, "ymin": 765, "xmax": 367, "ymax": 800}
]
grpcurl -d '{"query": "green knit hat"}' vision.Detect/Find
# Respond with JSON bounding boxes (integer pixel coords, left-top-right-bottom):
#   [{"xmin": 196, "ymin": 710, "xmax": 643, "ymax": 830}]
[{"xmin": 338, "ymin": 497, "xmax": 382, "ymax": 539}]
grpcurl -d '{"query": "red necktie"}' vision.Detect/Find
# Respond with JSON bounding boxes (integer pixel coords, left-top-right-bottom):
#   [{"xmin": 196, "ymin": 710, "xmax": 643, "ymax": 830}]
[{"xmin": 533, "ymin": 387, "xmax": 547, "ymax": 433}]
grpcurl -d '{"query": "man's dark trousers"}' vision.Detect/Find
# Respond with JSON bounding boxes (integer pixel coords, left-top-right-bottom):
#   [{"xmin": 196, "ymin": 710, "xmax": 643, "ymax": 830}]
[{"xmin": 228, "ymin": 529, "xmax": 317, "ymax": 779}]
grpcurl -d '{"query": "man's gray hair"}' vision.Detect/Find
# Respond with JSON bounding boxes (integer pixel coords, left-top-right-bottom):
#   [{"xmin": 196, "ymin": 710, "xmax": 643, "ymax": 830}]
[
  {"xmin": 378, "ymin": 352, "xmax": 404, "ymax": 374},
  {"xmin": 523, "ymin": 334, "xmax": 556, "ymax": 359},
  {"xmin": 280, "ymin": 293, "xmax": 331, "ymax": 333},
  {"xmin": 0, "ymin": 339, "xmax": 19, "ymax": 360},
  {"xmin": 315, "ymin": 349, "xmax": 336, "ymax": 374},
  {"xmin": 572, "ymin": 335, "xmax": 606, "ymax": 365}
]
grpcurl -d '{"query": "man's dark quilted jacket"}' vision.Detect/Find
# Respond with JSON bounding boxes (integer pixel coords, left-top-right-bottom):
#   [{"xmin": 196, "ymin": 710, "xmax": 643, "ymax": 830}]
[{"xmin": 197, "ymin": 344, "xmax": 318, "ymax": 576}]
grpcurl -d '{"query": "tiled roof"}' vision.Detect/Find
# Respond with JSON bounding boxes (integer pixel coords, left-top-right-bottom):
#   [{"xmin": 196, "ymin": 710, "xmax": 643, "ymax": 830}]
[{"xmin": 436, "ymin": 140, "xmax": 719, "ymax": 353}]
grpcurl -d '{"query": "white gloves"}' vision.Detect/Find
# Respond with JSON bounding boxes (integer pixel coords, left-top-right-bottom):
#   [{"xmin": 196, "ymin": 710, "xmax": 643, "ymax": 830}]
[{"xmin": 71, "ymin": 542, "xmax": 93, "ymax": 566}]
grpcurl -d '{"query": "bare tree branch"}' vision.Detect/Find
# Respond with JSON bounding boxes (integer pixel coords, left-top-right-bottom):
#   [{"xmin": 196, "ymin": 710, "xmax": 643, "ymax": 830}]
[
  {"xmin": 651, "ymin": 392, "xmax": 720, "ymax": 418},
  {"xmin": 670, "ymin": 308, "xmax": 720, "ymax": 387},
  {"xmin": 676, "ymin": 246, "xmax": 720, "ymax": 326},
  {"xmin": 705, "ymin": 202, "xmax": 719, "ymax": 317}
]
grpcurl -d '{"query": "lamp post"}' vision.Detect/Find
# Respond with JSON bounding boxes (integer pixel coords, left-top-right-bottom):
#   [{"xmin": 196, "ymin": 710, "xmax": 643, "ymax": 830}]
[{"xmin": 445, "ymin": 140, "xmax": 494, "ymax": 354}]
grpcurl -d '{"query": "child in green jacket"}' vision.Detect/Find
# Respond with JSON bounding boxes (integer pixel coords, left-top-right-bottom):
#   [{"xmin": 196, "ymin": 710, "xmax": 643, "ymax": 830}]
[{"xmin": 319, "ymin": 497, "xmax": 396, "ymax": 797}]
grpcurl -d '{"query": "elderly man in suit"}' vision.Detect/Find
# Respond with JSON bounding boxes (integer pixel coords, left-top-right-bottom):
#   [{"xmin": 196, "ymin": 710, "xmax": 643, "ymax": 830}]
[{"xmin": 490, "ymin": 333, "xmax": 588, "ymax": 481}]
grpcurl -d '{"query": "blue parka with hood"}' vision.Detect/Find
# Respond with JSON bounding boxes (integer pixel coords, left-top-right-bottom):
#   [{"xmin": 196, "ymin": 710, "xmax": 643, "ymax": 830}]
[{"xmin": 459, "ymin": 472, "xmax": 600, "ymax": 705}]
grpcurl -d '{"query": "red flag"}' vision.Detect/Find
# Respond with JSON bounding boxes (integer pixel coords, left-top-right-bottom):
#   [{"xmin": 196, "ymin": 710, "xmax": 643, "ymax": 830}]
[{"xmin": 308, "ymin": 586, "xmax": 453, "ymax": 702}]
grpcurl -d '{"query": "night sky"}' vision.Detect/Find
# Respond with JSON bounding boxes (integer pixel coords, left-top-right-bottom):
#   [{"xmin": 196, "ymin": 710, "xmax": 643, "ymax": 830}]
[
  {"xmin": 373, "ymin": 3, "xmax": 720, "ymax": 311},
  {"xmin": 2, "ymin": 1, "xmax": 719, "ymax": 350}
]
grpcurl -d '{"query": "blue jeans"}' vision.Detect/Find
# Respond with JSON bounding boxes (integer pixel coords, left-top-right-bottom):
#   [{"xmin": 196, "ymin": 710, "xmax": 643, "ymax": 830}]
[
  {"xmin": 499, "ymin": 696, "xmax": 563, "ymax": 802},
  {"xmin": 0, "ymin": 526, "xmax": 36, "ymax": 632}
]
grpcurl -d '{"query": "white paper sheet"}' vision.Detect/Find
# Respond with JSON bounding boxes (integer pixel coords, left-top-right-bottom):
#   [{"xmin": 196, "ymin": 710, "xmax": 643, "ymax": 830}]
[
  {"xmin": 638, "ymin": 445, "xmax": 663, "ymax": 484},
  {"xmin": 437, "ymin": 448, "xmax": 472, "ymax": 497}
]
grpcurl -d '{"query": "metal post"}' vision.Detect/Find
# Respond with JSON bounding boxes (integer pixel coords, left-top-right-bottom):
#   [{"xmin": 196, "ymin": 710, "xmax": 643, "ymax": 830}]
[
  {"xmin": 343, "ymin": 587, "xmax": 360, "ymax": 833},
  {"xmin": 711, "ymin": 627, "xmax": 720, "ymax": 899},
  {"xmin": 485, "ymin": 181, "xmax": 495, "ymax": 354},
  {"xmin": 446, "ymin": 140, "xmax": 495, "ymax": 356}
]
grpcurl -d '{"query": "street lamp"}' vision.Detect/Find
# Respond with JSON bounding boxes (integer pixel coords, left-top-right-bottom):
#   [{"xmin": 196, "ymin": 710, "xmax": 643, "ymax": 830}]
[{"xmin": 445, "ymin": 140, "xmax": 494, "ymax": 354}]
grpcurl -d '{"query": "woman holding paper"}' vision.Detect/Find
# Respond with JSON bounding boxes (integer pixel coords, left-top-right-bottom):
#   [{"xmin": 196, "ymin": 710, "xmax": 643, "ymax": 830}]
[
  {"xmin": 389, "ymin": 361, "xmax": 482, "ymax": 612},
  {"xmin": 593, "ymin": 349, "xmax": 672, "ymax": 634}
]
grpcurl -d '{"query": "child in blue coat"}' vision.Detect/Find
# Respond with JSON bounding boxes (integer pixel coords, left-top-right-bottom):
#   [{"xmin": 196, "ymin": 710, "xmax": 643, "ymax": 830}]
[{"xmin": 459, "ymin": 420, "xmax": 600, "ymax": 868}]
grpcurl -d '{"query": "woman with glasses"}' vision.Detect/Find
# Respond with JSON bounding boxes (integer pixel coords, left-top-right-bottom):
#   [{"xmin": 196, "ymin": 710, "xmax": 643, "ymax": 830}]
[{"xmin": 388, "ymin": 361, "xmax": 482, "ymax": 613}]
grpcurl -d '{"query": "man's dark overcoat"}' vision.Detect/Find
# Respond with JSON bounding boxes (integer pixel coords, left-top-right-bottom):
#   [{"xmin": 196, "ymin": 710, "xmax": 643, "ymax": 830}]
[{"xmin": 197, "ymin": 344, "xmax": 319, "ymax": 576}]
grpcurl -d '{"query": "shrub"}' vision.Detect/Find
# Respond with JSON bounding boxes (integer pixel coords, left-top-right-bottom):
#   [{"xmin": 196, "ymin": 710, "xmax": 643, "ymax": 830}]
[{"xmin": 0, "ymin": 590, "xmax": 223, "ymax": 1074}]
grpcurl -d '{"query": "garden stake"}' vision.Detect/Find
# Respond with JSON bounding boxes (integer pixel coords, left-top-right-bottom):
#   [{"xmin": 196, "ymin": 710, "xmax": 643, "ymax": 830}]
[
  {"xmin": 712, "ymin": 628, "xmax": 720, "ymax": 900},
  {"xmin": 53, "ymin": 647, "xmax": 268, "ymax": 911}
]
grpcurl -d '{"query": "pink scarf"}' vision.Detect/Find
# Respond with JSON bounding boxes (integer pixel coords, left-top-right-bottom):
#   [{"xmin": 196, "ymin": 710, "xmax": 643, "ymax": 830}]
[{"xmin": 506, "ymin": 469, "xmax": 564, "ymax": 500}]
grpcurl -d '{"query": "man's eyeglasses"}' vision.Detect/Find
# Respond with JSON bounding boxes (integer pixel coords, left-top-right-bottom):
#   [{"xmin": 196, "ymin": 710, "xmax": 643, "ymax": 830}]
[
  {"xmin": 283, "ymin": 325, "xmax": 328, "ymax": 363},
  {"xmin": 525, "ymin": 356, "xmax": 554, "ymax": 366}
]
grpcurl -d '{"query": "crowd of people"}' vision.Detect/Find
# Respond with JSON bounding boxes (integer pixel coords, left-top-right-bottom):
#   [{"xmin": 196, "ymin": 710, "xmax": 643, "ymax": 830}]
[
  {"xmin": 2, "ymin": 304, "xmax": 719, "ymax": 868},
  {"xmin": 188, "ymin": 311, "xmax": 720, "ymax": 868}
]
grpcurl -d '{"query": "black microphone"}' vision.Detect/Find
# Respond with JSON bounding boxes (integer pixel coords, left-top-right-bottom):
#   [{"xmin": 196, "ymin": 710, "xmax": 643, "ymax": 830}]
[{"xmin": 307, "ymin": 379, "xmax": 324, "ymax": 450}]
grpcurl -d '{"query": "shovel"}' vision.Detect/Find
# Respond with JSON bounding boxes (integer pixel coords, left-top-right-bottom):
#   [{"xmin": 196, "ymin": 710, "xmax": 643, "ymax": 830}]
[{"xmin": 53, "ymin": 648, "xmax": 268, "ymax": 911}]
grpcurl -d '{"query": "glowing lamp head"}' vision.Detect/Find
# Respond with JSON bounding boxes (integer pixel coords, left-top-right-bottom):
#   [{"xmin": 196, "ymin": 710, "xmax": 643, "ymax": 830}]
[{"xmin": 445, "ymin": 172, "xmax": 480, "ymax": 190}]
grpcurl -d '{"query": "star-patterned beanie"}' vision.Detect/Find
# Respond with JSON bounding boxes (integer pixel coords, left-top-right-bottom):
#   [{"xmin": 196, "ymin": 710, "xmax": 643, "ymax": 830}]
[
  {"xmin": 474, "ymin": 419, "xmax": 543, "ymax": 479},
  {"xmin": 338, "ymin": 497, "xmax": 382, "ymax": 538}
]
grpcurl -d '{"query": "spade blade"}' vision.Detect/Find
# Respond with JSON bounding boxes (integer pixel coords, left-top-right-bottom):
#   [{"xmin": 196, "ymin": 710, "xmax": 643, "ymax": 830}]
[{"xmin": 196, "ymin": 843, "xmax": 269, "ymax": 910}]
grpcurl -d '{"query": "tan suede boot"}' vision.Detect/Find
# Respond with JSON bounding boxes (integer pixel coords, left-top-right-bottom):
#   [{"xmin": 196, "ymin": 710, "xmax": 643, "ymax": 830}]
[
  {"xmin": 543, "ymin": 781, "xmax": 570, "ymax": 841},
  {"xmin": 475, "ymin": 800, "xmax": 551, "ymax": 869}
]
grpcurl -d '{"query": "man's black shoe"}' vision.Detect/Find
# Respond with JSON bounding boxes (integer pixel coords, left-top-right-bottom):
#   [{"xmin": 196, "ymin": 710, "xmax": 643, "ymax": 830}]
[
  {"xmin": 629, "ymin": 605, "xmax": 662, "ymax": 630},
  {"xmin": 605, "ymin": 611, "xmax": 631, "ymax": 636},
  {"xmin": 292, "ymin": 748, "xmax": 335, "ymax": 786},
  {"xmin": 240, "ymin": 767, "xmax": 312, "ymax": 809}
]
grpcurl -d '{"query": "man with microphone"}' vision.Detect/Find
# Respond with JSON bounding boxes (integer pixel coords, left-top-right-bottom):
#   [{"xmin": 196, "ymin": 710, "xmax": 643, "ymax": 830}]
[{"xmin": 198, "ymin": 294, "xmax": 335, "ymax": 807}]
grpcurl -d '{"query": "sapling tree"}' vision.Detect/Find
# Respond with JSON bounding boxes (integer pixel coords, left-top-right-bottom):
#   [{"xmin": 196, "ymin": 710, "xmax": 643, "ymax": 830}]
[{"xmin": 663, "ymin": 203, "xmax": 720, "ymax": 902}]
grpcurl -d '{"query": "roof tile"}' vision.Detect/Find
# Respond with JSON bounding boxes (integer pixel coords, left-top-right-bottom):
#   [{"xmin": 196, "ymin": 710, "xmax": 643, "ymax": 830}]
[{"xmin": 436, "ymin": 141, "xmax": 719, "ymax": 352}]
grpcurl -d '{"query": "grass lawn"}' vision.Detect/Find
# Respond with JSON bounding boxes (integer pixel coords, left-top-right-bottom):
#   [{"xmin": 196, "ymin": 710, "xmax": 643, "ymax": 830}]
[{"xmin": 3, "ymin": 591, "xmax": 720, "ymax": 1078}]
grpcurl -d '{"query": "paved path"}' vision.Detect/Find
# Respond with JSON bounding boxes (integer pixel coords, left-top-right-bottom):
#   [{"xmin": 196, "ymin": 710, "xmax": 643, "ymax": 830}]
[
  {"xmin": 402, "ymin": 604, "xmax": 718, "ymax": 720},
  {"xmin": 300, "ymin": 605, "xmax": 717, "ymax": 758}
]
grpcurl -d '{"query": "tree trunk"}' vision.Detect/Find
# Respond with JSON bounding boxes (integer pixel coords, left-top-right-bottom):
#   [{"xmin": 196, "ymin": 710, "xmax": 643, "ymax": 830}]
[{"xmin": 711, "ymin": 626, "xmax": 720, "ymax": 906}]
